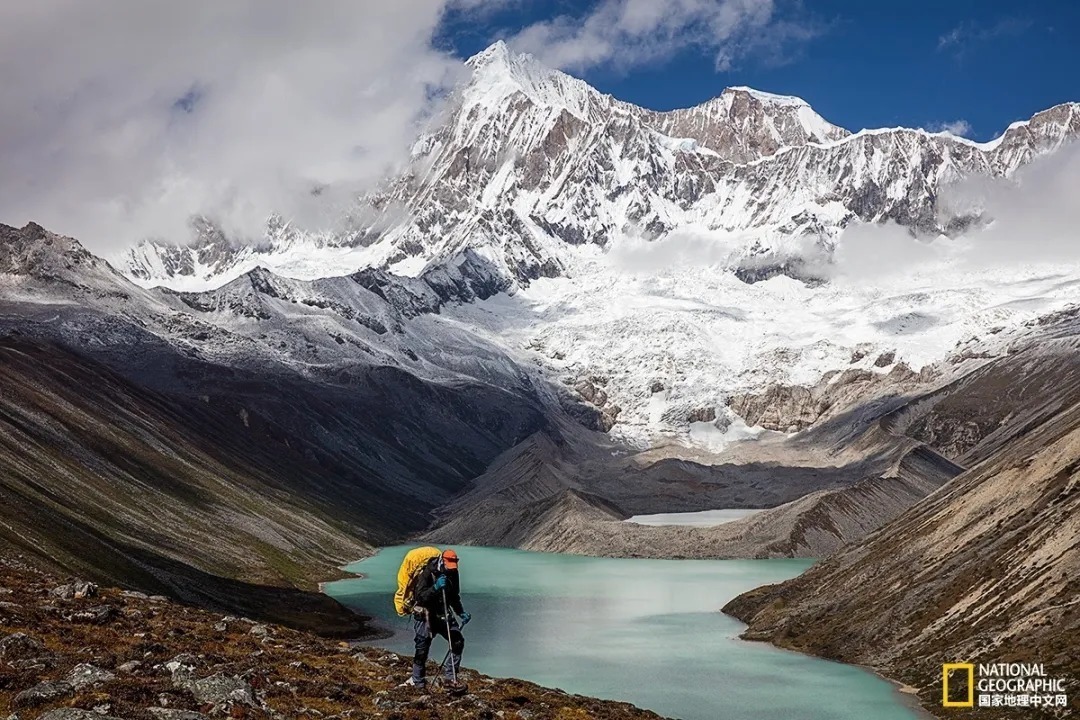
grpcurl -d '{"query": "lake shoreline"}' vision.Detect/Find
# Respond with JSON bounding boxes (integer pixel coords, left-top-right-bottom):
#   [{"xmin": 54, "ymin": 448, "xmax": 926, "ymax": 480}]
[{"xmin": 323, "ymin": 545, "xmax": 924, "ymax": 720}]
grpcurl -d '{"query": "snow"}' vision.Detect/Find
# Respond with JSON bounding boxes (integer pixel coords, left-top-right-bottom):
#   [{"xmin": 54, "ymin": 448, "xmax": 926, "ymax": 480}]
[
  {"xmin": 99, "ymin": 43, "xmax": 1080, "ymax": 453},
  {"xmin": 725, "ymin": 86, "xmax": 810, "ymax": 107},
  {"xmin": 121, "ymin": 242, "xmax": 398, "ymax": 292},
  {"xmin": 444, "ymin": 236, "xmax": 1080, "ymax": 447}
]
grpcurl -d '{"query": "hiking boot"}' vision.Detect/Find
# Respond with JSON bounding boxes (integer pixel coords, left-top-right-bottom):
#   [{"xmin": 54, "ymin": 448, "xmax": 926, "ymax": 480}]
[
  {"xmin": 440, "ymin": 679, "xmax": 468, "ymax": 696},
  {"xmin": 398, "ymin": 676, "xmax": 426, "ymax": 690}
]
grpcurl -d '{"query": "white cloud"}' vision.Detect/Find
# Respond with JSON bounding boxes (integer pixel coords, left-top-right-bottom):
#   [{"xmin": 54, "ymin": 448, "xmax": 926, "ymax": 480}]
[
  {"xmin": 828, "ymin": 142, "xmax": 1080, "ymax": 280},
  {"xmin": 937, "ymin": 18, "xmax": 1032, "ymax": 54},
  {"xmin": 507, "ymin": 0, "xmax": 815, "ymax": 74},
  {"xmin": 830, "ymin": 222, "xmax": 945, "ymax": 283},
  {"xmin": 0, "ymin": 1, "xmax": 479, "ymax": 253},
  {"xmin": 929, "ymin": 119, "xmax": 973, "ymax": 137},
  {"xmin": 941, "ymin": 141, "xmax": 1080, "ymax": 266},
  {"xmin": 606, "ymin": 228, "xmax": 749, "ymax": 273}
]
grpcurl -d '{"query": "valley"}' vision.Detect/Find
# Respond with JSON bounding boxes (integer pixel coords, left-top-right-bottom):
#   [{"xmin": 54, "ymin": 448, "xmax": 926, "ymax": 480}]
[{"xmin": 1, "ymin": 36, "xmax": 1078, "ymax": 720}]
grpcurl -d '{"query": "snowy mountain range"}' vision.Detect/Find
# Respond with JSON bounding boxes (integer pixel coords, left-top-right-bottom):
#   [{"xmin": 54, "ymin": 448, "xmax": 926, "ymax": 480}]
[
  {"xmin": 120, "ymin": 41, "xmax": 1080, "ymax": 291},
  {"xmin": 101, "ymin": 42, "xmax": 1080, "ymax": 444}
]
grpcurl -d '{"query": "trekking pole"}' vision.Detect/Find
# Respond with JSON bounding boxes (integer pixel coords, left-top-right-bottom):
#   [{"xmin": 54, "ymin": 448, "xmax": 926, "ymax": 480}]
[{"xmin": 441, "ymin": 586, "xmax": 457, "ymax": 686}]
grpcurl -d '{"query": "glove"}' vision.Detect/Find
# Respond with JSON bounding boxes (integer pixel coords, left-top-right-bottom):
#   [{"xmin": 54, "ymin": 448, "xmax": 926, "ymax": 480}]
[
  {"xmin": 433, "ymin": 575, "xmax": 448, "ymax": 591},
  {"xmin": 458, "ymin": 611, "xmax": 471, "ymax": 626}
]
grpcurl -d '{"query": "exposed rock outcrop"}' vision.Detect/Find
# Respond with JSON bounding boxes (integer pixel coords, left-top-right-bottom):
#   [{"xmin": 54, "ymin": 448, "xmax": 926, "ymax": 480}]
[
  {"xmin": 728, "ymin": 363, "xmax": 932, "ymax": 433},
  {"xmin": 724, "ymin": 311, "xmax": 1080, "ymax": 719}
]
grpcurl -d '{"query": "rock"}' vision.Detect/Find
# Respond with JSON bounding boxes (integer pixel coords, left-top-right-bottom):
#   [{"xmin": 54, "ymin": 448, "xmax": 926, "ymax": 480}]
[
  {"xmin": 249, "ymin": 624, "xmax": 270, "ymax": 638},
  {"xmin": 13, "ymin": 679, "xmax": 73, "ymax": 707},
  {"xmin": 686, "ymin": 406, "xmax": 716, "ymax": 423},
  {"xmin": 147, "ymin": 710, "xmax": 212, "ymax": 720},
  {"xmin": 372, "ymin": 697, "xmax": 403, "ymax": 710},
  {"xmin": 0, "ymin": 587, "xmax": 11, "ymax": 595},
  {"xmin": 120, "ymin": 590, "xmax": 149, "ymax": 600},
  {"xmin": 70, "ymin": 604, "xmax": 118, "ymax": 624},
  {"xmin": 0, "ymin": 632, "xmax": 45, "ymax": 661},
  {"xmin": 50, "ymin": 581, "xmax": 97, "ymax": 600},
  {"xmin": 117, "ymin": 660, "xmax": 142, "ymax": 673},
  {"xmin": 66, "ymin": 662, "xmax": 116, "ymax": 690},
  {"xmin": 38, "ymin": 711, "xmax": 124, "ymax": 720},
  {"xmin": 213, "ymin": 621, "xmax": 227, "ymax": 632},
  {"xmin": 165, "ymin": 653, "xmax": 199, "ymax": 671},
  {"xmin": 873, "ymin": 350, "xmax": 896, "ymax": 367},
  {"xmin": 8, "ymin": 657, "xmax": 53, "ymax": 671},
  {"xmin": 174, "ymin": 672, "xmax": 255, "ymax": 707}
]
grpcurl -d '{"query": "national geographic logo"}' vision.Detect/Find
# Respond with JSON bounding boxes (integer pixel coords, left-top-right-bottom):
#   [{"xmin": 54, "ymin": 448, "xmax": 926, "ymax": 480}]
[
  {"xmin": 943, "ymin": 663, "xmax": 1070, "ymax": 710},
  {"xmin": 943, "ymin": 664, "xmax": 975, "ymax": 708}
]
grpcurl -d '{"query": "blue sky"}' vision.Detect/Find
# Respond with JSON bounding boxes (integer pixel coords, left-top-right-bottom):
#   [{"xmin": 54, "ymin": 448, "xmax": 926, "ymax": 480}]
[{"xmin": 439, "ymin": 0, "xmax": 1080, "ymax": 141}]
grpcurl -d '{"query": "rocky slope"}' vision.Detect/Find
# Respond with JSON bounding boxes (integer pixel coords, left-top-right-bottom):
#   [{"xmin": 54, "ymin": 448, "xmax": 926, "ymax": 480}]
[
  {"xmin": 723, "ymin": 309, "xmax": 1080, "ymax": 719},
  {"xmin": 0, "ymin": 336, "xmax": 375, "ymax": 635},
  {"xmin": 0, "ymin": 558, "xmax": 661, "ymax": 720},
  {"xmin": 426, "ymin": 302, "xmax": 1080, "ymax": 562},
  {"xmin": 0, "ymin": 221, "xmax": 578, "ymax": 626},
  {"xmin": 422, "ymin": 403, "xmax": 963, "ymax": 558}
]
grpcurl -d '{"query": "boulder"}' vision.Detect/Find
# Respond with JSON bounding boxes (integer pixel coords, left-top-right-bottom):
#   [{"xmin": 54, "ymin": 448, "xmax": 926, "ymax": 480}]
[
  {"xmin": 50, "ymin": 581, "xmax": 97, "ymax": 600},
  {"xmin": 69, "ymin": 604, "xmax": 118, "ymax": 624},
  {"xmin": 66, "ymin": 663, "xmax": 116, "ymax": 690},
  {"xmin": 173, "ymin": 672, "xmax": 255, "ymax": 707},
  {"xmin": 38, "ymin": 710, "xmax": 124, "ymax": 720},
  {"xmin": 147, "ymin": 710, "xmax": 211, "ymax": 720},
  {"xmin": 0, "ymin": 632, "xmax": 45, "ymax": 662},
  {"xmin": 13, "ymin": 679, "xmax": 73, "ymax": 707},
  {"xmin": 164, "ymin": 653, "xmax": 199, "ymax": 673}
]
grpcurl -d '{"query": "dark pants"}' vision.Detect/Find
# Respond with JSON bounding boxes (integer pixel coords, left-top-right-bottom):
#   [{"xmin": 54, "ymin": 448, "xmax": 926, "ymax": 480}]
[{"xmin": 412, "ymin": 613, "xmax": 464, "ymax": 684}]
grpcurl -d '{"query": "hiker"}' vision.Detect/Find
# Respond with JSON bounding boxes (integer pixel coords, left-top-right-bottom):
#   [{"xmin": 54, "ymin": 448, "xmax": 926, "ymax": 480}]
[{"xmin": 401, "ymin": 548, "xmax": 471, "ymax": 689}]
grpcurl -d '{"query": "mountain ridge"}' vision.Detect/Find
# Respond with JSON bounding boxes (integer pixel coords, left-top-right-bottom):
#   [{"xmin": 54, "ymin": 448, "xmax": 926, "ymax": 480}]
[{"xmin": 116, "ymin": 42, "xmax": 1080, "ymax": 292}]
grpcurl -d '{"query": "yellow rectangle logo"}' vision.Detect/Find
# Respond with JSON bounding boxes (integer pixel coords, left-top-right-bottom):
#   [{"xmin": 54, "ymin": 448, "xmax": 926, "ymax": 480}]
[{"xmin": 943, "ymin": 663, "xmax": 975, "ymax": 708}]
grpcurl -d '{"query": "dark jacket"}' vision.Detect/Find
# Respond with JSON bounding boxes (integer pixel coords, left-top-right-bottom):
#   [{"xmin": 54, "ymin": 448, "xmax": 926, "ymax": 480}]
[{"xmin": 413, "ymin": 559, "xmax": 463, "ymax": 618}]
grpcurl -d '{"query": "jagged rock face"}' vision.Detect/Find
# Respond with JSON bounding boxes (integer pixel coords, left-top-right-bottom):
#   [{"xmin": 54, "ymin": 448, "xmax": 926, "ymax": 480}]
[
  {"xmin": 728, "ymin": 363, "xmax": 930, "ymax": 433},
  {"xmin": 643, "ymin": 86, "xmax": 850, "ymax": 163},
  {"xmin": 1, "ymin": 222, "xmax": 104, "ymax": 282},
  {"xmin": 117, "ymin": 41, "xmax": 1080, "ymax": 293}
]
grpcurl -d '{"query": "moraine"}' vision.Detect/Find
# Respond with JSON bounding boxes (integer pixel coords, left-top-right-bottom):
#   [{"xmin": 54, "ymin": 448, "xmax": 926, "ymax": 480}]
[{"xmin": 324, "ymin": 545, "xmax": 926, "ymax": 720}]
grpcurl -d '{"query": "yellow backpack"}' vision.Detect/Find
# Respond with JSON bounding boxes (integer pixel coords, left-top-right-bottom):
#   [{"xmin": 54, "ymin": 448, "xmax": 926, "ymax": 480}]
[{"xmin": 394, "ymin": 546, "xmax": 442, "ymax": 616}]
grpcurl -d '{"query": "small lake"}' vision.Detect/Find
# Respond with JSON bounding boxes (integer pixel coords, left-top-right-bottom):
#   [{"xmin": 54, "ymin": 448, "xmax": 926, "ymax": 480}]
[
  {"xmin": 324, "ymin": 545, "xmax": 921, "ymax": 720},
  {"xmin": 624, "ymin": 508, "xmax": 762, "ymax": 526}
]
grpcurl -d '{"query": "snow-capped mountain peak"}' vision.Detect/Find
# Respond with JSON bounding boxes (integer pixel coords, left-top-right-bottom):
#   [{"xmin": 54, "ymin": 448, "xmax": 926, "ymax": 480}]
[
  {"xmin": 723, "ymin": 86, "xmax": 810, "ymax": 107},
  {"xmin": 460, "ymin": 40, "xmax": 617, "ymax": 126},
  {"xmin": 116, "ymin": 42, "xmax": 1080, "ymax": 314},
  {"xmin": 645, "ymin": 85, "xmax": 849, "ymax": 162}
]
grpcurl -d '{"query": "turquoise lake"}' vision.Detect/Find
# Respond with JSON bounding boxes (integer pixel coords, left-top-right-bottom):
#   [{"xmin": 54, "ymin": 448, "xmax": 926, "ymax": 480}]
[{"xmin": 324, "ymin": 545, "xmax": 921, "ymax": 720}]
